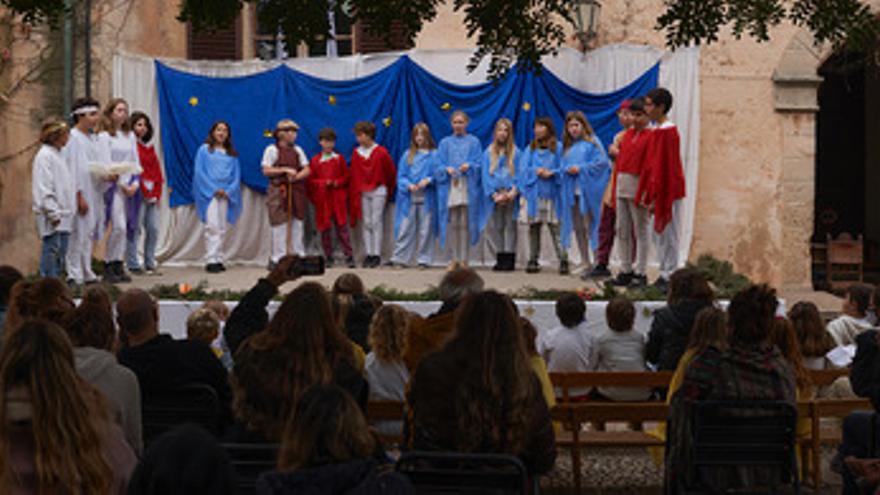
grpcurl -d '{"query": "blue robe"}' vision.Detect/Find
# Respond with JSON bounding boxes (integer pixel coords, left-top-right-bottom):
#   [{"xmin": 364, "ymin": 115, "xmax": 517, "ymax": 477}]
[
  {"xmin": 434, "ymin": 134, "xmax": 483, "ymax": 246},
  {"xmin": 518, "ymin": 142, "xmax": 570, "ymax": 245},
  {"xmin": 192, "ymin": 144, "xmax": 242, "ymax": 224},
  {"xmin": 394, "ymin": 149, "xmax": 438, "ymax": 237},
  {"xmin": 478, "ymin": 146, "xmax": 521, "ymax": 233},
  {"xmin": 560, "ymin": 139, "xmax": 611, "ymax": 249}
]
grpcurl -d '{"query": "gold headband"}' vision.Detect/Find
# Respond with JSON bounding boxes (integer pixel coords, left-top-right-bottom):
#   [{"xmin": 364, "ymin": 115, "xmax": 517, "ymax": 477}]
[{"xmin": 41, "ymin": 121, "xmax": 69, "ymax": 142}]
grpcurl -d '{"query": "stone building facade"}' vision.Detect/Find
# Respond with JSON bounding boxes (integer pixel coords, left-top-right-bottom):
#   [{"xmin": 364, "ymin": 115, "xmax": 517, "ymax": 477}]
[{"xmin": 1, "ymin": 0, "xmax": 872, "ymax": 288}]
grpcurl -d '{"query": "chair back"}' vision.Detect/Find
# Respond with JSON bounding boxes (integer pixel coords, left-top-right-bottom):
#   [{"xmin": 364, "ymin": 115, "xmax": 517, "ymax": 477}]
[
  {"xmin": 142, "ymin": 383, "xmax": 220, "ymax": 446},
  {"xmin": 396, "ymin": 451, "xmax": 531, "ymax": 495},
  {"xmin": 689, "ymin": 400, "xmax": 799, "ymax": 492},
  {"xmin": 826, "ymin": 233, "xmax": 864, "ymax": 292},
  {"xmin": 366, "ymin": 400, "xmax": 406, "ymax": 445},
  {"xmin": 223, "ymin": 443, "xmax": 280, "ymax": 495}
]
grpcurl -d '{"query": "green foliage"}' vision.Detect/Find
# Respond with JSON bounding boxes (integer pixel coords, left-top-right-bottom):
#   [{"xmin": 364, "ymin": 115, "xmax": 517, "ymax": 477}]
[
  {"xmin": 2, "ymin": 0, "xmax": 65, "ymax": 24},
  {"xmin": 687, "ymin": 253, "xmax": 752, "ymax": 299},
  {"xmin": 148, "ymin": 281, "xmax": 250, "ymax": 302},
  {"xmin": 368, "ymin": 284, "xmax": 441, "ymax": 301}
]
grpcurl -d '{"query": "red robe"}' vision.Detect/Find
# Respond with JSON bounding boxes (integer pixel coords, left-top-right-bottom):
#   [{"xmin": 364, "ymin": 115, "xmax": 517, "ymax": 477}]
[
  {"xmin": 308, "ymin": 152, "xmax": 350, "ymax": 231},
  {"xmin": 636, "ymin": 123, "xmax": 686, "ymax": 233},
  {"xmin": 348, "ymin": 145, "xmax": 396, "ymax": 226}
]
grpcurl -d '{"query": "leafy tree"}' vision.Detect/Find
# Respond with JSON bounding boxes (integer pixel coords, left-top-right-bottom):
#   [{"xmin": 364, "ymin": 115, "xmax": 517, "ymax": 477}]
[{"xmin": 4, "ymin": 0, "xmax": 879, "ymax": 78}]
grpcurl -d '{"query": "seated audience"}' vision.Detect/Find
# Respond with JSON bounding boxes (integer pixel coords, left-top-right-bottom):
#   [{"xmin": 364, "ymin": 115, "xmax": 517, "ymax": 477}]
[
  {"xmin": 402, "ymin": 266, "xmax": 484, "ymax": 373},
  {"xmin": 115, "ymin": 289, "xmax": 233, "ymax": 429},
  {"xmin": 537, "ymin": 292, "xmax": 596, "ymax": 399},
  {"xmin": 365, "ymin": 304, "xmax": 411, "ymax": 437},
  {"xmin": 645, "ymin": 268, "xmax": 714, "ymax": 371},
  {"xmin": 65, "ymin": 288, "xmax": 143, "ymax": 454},
  {"xmin": 257, "ymin": 384, "xmax": 414, "ymax": 494},
  {"xmin": 0, "ymin": 319, "xmax": 136, "ymax": 493},
  {"xmin": 408, "ymin": 291, "xmax": 556, "ymax": 475},
  {"xmin": 4, "ymin": 277, "xmax": 73, "ymax": 332},
  {"xmin": 788, "ymin": 301, "xmax": 836, "ymax": 370},
  {"xmin": 226, "ymin": 257, "xmax": 367, "ymax": 443},
  {"xmin": 201, "ymin": 300, "xmax": 233, "ymax": 369},
  {"xmin": 665, "ymin": 284, "xmax": 796, "ymax": 492},
  {"xmin": 187, "ymin": 308, "xmax": 222, "ymax": 359},
  {"xmin": 332, "ymin": 273, "xmax": 380, "ymax": 353},
  {"xmin": 593, "ymin": 297, "xmax": 651, "ymax": 401},
  {"xmin": 128, "ymin": 424, "xmax": 236, "ymax": 495},
  {"xmin": 0, "ymin": 266, "xmax": 23, "ymax": 334},
  {"xmin": 828, "ymin": 283, "xmax": 876, "ymax": 346},
  {"xmin": 520, "ymin": 317, "xmax": 556, "ymax": 408}
]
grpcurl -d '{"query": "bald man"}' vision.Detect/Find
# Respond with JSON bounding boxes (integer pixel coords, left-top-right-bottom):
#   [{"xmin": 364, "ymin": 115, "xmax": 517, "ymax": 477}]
[{"xmin": 116, "ymin": 289, "xmax": 232, "ymax": 430}]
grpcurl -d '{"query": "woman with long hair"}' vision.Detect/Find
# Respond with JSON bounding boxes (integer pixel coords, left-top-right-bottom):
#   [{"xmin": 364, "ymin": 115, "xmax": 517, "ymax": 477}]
[
  {"xmin": 365, "ymin": 304, "xmax": 412, "ymax": 437},
  {"xmin": 3, "ymin": 277, "xmax": 74, "ymax": 334},
  {"xmin": 0, "ymin": 319, "xmax": 136, "ymax": 493},
  {"xmin": 97, "ymin": 98, "xmax": 142, "ymax": 284},
  {"xmin": 231, "ymin": 282, "xmax": 367, "ymax": 442},
  {"xmin": 519, "ymin": 117, "xmax": 568, "ymax": 275},
  {"xmin": 128, "ymin": 111, "xmax": 164, "ymax": 275},
  {"xmin": 192, "ymin": 121, "xmax": 242, "ymax": 273},
  {"xmin": 257, "ymin": 384, "xmax": 414, "ymax": 494},
  {"xmin": 479, "ymin": 118, "xmax": 520, "ymax": 271},
  {"xmin": 560, "ymin": 111, "xmax": 611, "ymax": 279},
  {"xmin": 391, "ymin": 123, "xmax": 438, "ymax": 268},
  {"xmin": 407, "ymin": 291, "xmax": 556, "ymax": 474},
  {"xmin": 788, "ymin": 301, "xmax": 836, "ymax": 370}
]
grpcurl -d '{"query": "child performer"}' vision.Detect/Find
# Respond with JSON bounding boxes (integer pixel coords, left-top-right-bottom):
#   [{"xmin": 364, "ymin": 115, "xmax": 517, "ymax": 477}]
[
  {"xmin": 262, "ymin": 119, "xmax": 310, "ymax": 267},
  {"xmin": 32, "ymin": 118, "xmax": 74, "ymax": 279},
  {"xmin": 560, "ymin": 111, "xmax": 611, "ymax": 279},
  {"xmin": 130, "ymin": 112, "xmax": 163, "ymax": 275},
  {"xmin": 479, "ymin": 118, "xmax": 520, "ymax": 272},
  {"xmin": 192, "ymin": 121, "xmax": 242, "ymax": 273},
  {"xmin": 591, "ymin": 101, "xmax": 633, "ymax": 278},
  {"xmin": 641, "ymin": 87, "xmax": 686, "ymax": 291},
  {"xmin": 391, "ymin": 123, "xmax": 437, "ymax": 268},
  {"xmin": 97, "ymin": 98, "xmax": 141, "ymax": 284},
  {"xmin": 611, "ymin": 98, "xmax": 651, "ymax": 288},
  {"xmin": 349, "ymin": 121, "xmax": 396, "ymax": 268},
  {"xmin": 435, "ymin": 110, "xmax": 482, "ymax": 269},
  {"xmin": 308, "ymin": 128, "xmax": 354, "ymax": 268},
  {"xmin": 519, "ymin": 117, "xmax": 569, "ymax": 275},
  {"xmin": 65, "ymin": 97, "xmax": 111, "ymax": 287}
]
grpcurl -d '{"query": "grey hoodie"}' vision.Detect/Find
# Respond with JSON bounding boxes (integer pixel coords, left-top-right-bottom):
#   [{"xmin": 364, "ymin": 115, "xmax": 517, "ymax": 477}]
[{"xmin": 74, "ymin": 347, "xmax": 143, "ymax": 454}]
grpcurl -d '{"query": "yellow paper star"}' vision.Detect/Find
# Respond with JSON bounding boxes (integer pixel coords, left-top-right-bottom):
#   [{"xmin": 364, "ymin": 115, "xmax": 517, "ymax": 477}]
[
  {"xmin": 263, "ymin": 129, "xmax": 273, "ymax": 138},
  {"xmin": 188, "ymin": 96, "xmax": 199, "ymax": 107},
  {"xmin": 382, "ymin": 117, "xmax": 392, "ymax": 127},
  {"xmin": 441, "ymin": 102, "xmax": 451, "ymax": 111},
  {"xmin": 522, "ymin": 102, "xmax": 531, "ymax": 112},
  {"xmin": 328, "ymin": 95, "xmax": 337, "ymax": 105}
]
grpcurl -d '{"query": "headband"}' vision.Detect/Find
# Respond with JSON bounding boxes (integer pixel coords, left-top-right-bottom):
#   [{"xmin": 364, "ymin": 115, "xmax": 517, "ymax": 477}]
[
  {"xmin": 72, "ymin": 105, "xmax": 99, "ymax": 115},
  {"xmin": 41, "ymin": 121, "xmax": 68, "ymax": 142}
]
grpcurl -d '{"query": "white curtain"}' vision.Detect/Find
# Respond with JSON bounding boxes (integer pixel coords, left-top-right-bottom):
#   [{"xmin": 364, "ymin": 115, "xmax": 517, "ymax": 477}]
[{"xmin": 112, "ymin": 45, "xmax": 700, "ymax": 269}]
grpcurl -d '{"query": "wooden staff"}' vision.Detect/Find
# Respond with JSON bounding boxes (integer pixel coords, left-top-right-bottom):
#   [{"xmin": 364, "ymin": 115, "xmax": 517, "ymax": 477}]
[{"xmin": 286, "ymin": 171, "xmax": 293, "ymax": 256}]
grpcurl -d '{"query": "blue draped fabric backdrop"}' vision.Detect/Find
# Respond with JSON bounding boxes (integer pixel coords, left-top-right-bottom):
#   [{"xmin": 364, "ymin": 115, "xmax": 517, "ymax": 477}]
[{"xmin": 156, "ymin": 56, "xmax": 659, "ymax": 209}]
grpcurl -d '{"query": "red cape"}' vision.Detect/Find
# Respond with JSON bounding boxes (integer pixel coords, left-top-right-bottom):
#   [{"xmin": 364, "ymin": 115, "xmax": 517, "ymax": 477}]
[
  {"xmin": 307, "ymin": 153, "xmax": 349, "ymax": 231},
  {"xmin": 636, "ymin": 125, "xmax": 686, "ymax": 233},
  {"xmin": 348, "ymin": 145, "xmax": 396, "ymax": 226}
]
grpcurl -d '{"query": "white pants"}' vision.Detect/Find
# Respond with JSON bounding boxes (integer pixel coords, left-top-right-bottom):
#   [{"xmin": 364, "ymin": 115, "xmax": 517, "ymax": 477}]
[
  {"xmin": 361, "ymin": 186, "xmax": 386, "ymax": 257},
  {"xmin": 271, "ymin": 219, "xmax": 305, "ymax": 262},
  {"xmin": 616, "ymin": 197, "xmax": 650, "ymax": 275},
  {"xmin": 204, "ymin": 198, "xmax": 228, "ymax": 264},
  {"xmin": 571, "ymin": 200, "xmax": 594, "ymax": 268},
  {"xmin": 654, "ymin": 200, "xmax": 681, "ymax": 280},
  {"xmin": 105, "ymin": 189, "xmax": 127, "ymax": 262},
  {"xmin": 491, "ymin": 203, "xmax": 517, "ymax": 253},
  {"xmin": 449, "ymin": 205, "xmax": 469, "ymax": 262},
  {"xmin": 391, "ymin": 202, "xmax": 433, "ymax": 266},
  {"xmin": 66, "ymin": 213, "xmax": 99, "ymax": 283}
]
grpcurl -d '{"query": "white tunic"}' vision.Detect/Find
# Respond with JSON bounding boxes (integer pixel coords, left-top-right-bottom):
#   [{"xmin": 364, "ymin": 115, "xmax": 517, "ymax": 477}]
[
  {"xmin": 99, "ymin": 130, "xmax": 141, "ymax": 188},
  {"xmin": 63, "ymin": 128, "xmax": 108, "ymax": 237},
  {"xmin": 32, "ymin": 144, "xmax": 76, "ymax": 237}
]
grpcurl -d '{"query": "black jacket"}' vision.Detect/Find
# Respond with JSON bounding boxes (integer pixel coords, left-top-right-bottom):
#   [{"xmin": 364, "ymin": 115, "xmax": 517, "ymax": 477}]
[
  {"xmin": 851, "ymin": 330, "xmax": 880, "ymax": 411},
  {"xmin": 645, "ymin": 299, "xmax": 712, "ymax": 371},
  {"xmin": 256, "ymin": 459, "xmax": 414, "ymax": 495}
]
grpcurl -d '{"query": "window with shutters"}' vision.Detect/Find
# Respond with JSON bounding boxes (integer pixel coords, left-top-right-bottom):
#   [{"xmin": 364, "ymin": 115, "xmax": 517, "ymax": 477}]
[
  {"xmin": 254, "ymin": 3, "xmax": 354, "ymax": 60},
  {"xmin": 187, "ymin": 18, "xmax": 243, "ymax": 60},
  {"xmin": 354, "ymin": 20, "xmax": 413, "ymax": 54}
]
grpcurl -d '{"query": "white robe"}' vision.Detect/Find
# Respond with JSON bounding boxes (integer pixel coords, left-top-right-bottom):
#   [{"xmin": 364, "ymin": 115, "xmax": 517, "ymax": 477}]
[
  {"xmin": 64, "ymin": 128, "xmax": 108, "ymax": 241},
  {"xmin": 32, "ymin": 144, "xmax": 75, "ymax": 238}
]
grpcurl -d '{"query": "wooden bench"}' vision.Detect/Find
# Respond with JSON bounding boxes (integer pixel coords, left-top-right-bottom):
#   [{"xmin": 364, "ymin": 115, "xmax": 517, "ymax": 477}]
[
  {"xmin": 366, "ymin": 400, "xmax": 406, "ymax": 445},
  {"xmin": 801, "ymin": 398, "xmax": 872, "ymax": 488},
  {"xmin": 550, "ymin": 371, "xmax": 674, "ymax": 402}
]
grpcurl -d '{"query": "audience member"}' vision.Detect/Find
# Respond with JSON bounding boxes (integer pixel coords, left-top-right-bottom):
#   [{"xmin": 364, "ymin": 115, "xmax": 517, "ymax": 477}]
[
  {"xmin": 0, "ymin": 266, "xmax": 23, "ymax": 334},
  {"xmin": 331, "ymin": 273, "xmax": 380, "ymax": 353},
  {"xmin": 187, "ymin": 309, "xmax": 221, "ymax": 355},
  {"xmin": 593, "ymin": 297, "xmax": 651, "ymax": 401},
  {"xmin": 116, "ymin": 289, "xmax": 233, "ymax": 429},
  {"xmin": 4, "ymin": 277, "xmax": 74, "ymax": 333},
  {"xmin": 828, "ymin": 283, "xmax": 875, "ymax": 346},
  {"xmin": 257, "ymin": 384, "xmax": 414, "ymax": 494},
  {"xmin": 128, "ymin": 424, "xmax": 236, "ymax": 495},
  {"xmin": 200, "ymin": 300, "xmax": 233, "ymax": 369},
  {"xmin": 226, "ymin": 257, "xmax": 367, "ymax": 443},
  {"xmin": 408, "ymin": 291, "xmax": 556, "ymax": 474},
  {"xmin": 665, "ymin": 285, "xmax": 796, "ymax": 492},
  {"xmin": 401, "ymin": 266, "xmax": 484, "ymax": 373},
  {"xmin": 520, "ymin": 316, "xmax": 556, "ymax": 409},
  {"xmin": 0, "ymin": 319, "xmax": 136, "ymax": 493},
  {"xmin": 537, "ymin": 292, "xmax": 596, "ymax": 399},
  {"xmin": 645, "ymin": 268, "xmax": 714, "ymax": 371},
  {"xmin": 365, "ymin": 304, "xmax": 410, "ymax": 437},
  {"xmin": 788, "ymin": 301, "xmax": 836, "ymax": 370},
  {"xmin": 65, "ymin": 288, "xmax": 143, "ymax": 454}
]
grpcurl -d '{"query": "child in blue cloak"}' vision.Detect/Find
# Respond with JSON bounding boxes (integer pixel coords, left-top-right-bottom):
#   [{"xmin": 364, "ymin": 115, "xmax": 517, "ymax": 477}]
[
  {"xmin": 192, "ymin": 121, "xmax": 242, "ymax": 273},
  {"xmin": 478, "ymin": 118, "xmax": 521, "ymax": 272},
  {"xmin": 560, "ymin": 111, "xmax": 611, "ymax": 281},
  {"xmin": 519, "ymin": 117, "xmax": 569, "ymax": 275},
  {"xmin": 391, "ymin": 123, "xmax": 438, "ymax": 268},
  {"xmin": 435, "ymin": 110, "xmax": 483, "ymax": 269}
]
